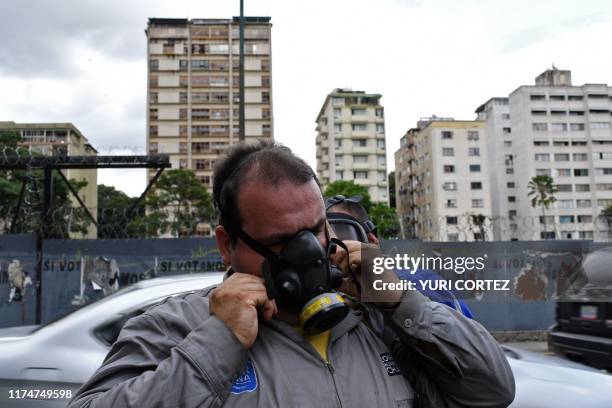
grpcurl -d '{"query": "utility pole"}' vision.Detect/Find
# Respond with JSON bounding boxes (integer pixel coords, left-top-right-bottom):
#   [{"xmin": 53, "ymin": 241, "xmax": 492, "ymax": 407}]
[{"xmin": 239, "ymin": 0, "xmax": 245, "ymax": 142}]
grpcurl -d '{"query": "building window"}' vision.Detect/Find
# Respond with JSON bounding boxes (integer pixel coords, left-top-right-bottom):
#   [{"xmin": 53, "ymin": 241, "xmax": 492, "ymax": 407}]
[
  {"xmin": 551, "ymin": 123, "xmax": 567, "ymax": 132},
  {"xmin": 506, "ymin": 168, "xmax": 514, "ymax": 174},
  {"xmin": 577, "ymin": 199, "xmax": 591, "ymax": 208},
  {"xmin": 376, "ymin": 124, "xmax": 385, "ymax": 133},
  {"xmin": 336, "ymin": 171, "xmax": 344, "ymax": 180},
  {"xmin": 573, "ymin": 153, "xmax": 588, "ymax": 161},
  {"xmin": 502, "ymin": 127, "xmax": 511, "ymax": 134},
  {"xmin": 353, "ymin": 139, "xmax": 367, "ymax": 147},
  {"xmin": 574, "ymin": 169, "xmax": 589, "ymax": 176},
  {"xmin": 446, "ymin": 216, "xmax": 458, "ymax": 225},
  {"xmin": 334, "ymin": 124, "xmax": 342, "ymax": 133},
  {"xmin": 471, "ymin": 182, "xmax": 482, "ymax": 190},
  {"xmin": 353, "ymin": 155, "xmax": 368, "ymax": 163},
  {"xmin": 375, "ymin": 108, "xmax": 384, "ymax": 117},
  {"xmin": 575, "ymin": 184, "xmax": 590, "ymax": 192},
  {"xmin": 597, "ymin": 183, "xmax": 612, "ymax": 191},
  {"xmin": 570, "ymin": 123, "xmax": 585, "ymax": 131},
  {"xmin": 532, "ymin": 123, "xmax": 548, "ymax": 131},
  {"xmin": 507, "ymin": 182, "xmax": 515, "ymax": 188},
  {"xmin": 335, "ymin": 155, "xmax": 343, "ymax": 166},
  {"xmin": 334, "ymin": 108, "xmax": 342, "ymax": 118},
  {"xmin": 443, "ymin": 165, "xmax": 455, "ymax": 173},
  {"xmin": 550, "ymin": 94, "xmax": 566, "ymax": 101},
  {"xmin": 508, "ymin": 196, "xmax": 516, "ymax": 203},
  {"xmin": 351, "ymin": 108, "xmax": 366, "ymax": 115},
  {"xmin": 540, "ymin": 231, "xmax": 556, "ymax": 240},
  {"xmin": 472, "ymin": 199, "xmax": 484, "ymax": 208},
  {"xmin": 535, "ymin": 154, "xmax": 550, "ymax": 161},
  {"xmin": 469, "ymin": 164, "xmax": 481, "ymax": 172},
  {"xmin": 533, "ymin": 140, "xmax": 549, "ymax": 146},
  {"xmin": 149, "ymin": 142, "xmax": 158, "ymax": 153},
  {"xmin": 149, "ymin": 59, "xmax": 159, "ymax": 71},
  {"xmin": 442, "ymin": 147, "xmax": 454, "ymax": 156},
  {"xmin": 376, "ymin": 140, "xmax": 385, "ymax": 149},
  {"xmin": 377, "ymin": 155, "xmax": 386, "ymax": 166},
  {"xmin": 468, "ymin": 147, "xmax": 480, "ymax": 156},
  {"xmin": 577, "ymin": 215, "xmax": 592, "ymax": 223},
  {"xmin": 445, "ymin": 199, "xmax": 458, "ymax": 208},
  {"xmin": 593, "ymin": 152, "xmax": 612, "ymax": 160},
  {"xmin": 447, "ymin": 233, "xmax": 459, "ymax": 242},
  {"xmin": 591, "ymin": 122, "xmax": 611, "ymax": 129},
  {"xmin": 352, "ymin": 123, "xmax": 367, "ymax": 131},
  {"xmin": 530, "ymin": 94, "xmax": 546, "ymax": 101},
  {"xmin": 579, "ymin": 231, "xmax": 594, "ymax": 239},
  {"xmin": 354, "ymin": 171, "xmax": 368, "ymax": 179},
  {"xmin": 554, "ymin": 153, "xmax": 570, "ymax": 161},
  {"xmin": 556, "ymin": 184, "xmax": 572, "ymax": 192},
  {"xmin": 504, "ymin": 141, "xmax": 512, "ymax": 147},
  {"xmin": 335, "ymin": 139, "xmax": 342, "ymax": 149},
  {"xmin": 509, "ymin": 210, "xmax": 517, "ymax": 218},
  {"xmin": 502, "ymin": 113, "xmax": 511, "ymax": 119},
  {"xmin": 555, "ymin": 168, "xmax": 570, "ymax": 177},
  {"xmin": 536, "ymin": 169, "xmax": 552, "ymax": 176},
  {"xmin": 441, "ymin": 131, "xmax": 453, "ymax": 139},
  {"xmin": 467, "ymin": 131, "xmax": 479, "ymax": 140},
  {"xmin": 443, "ymin": 182, "xmax": 457, "ymax": 191}
]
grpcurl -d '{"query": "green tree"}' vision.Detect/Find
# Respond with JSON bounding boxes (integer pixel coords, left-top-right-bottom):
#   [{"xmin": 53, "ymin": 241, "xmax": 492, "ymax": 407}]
[
  {"xmin": 323, "ymin": 180, "xmax": 372, "ymax": 211},
  {"xmin": 527, "ymin": 175, "xmax": 557, "ymax": 235},
  {"xmin": 388, "ymin": 171, "xmax": 396, "ymax": 208},
  {"xmin": 369, "ymin": 202, "xmax": 400, "ymax": 239},
  {"xmin": 0, "ymin": 130, "xmax": 90, "ymax": 237},
  {"xmin": 145, "ymin": 169, "xmax": 216, "ymax": 237},
  {"xmin": 97, "ymin": 184, "xmax": 146, "ymax": 238},
  {"xmin": 600, "ymin": 205, "xmax": 612, "ymax": 237}
]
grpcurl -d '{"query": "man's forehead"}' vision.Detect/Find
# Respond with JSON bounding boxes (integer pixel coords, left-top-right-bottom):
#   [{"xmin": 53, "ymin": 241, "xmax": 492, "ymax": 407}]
[{"xmin": 238, "ymin": 179, "xmax": 325, "ymax": 237}]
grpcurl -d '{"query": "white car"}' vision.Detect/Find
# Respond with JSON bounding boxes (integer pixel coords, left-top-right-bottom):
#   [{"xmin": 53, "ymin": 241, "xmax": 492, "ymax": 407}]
[{"xmin": 0, "ymin": 272, "xmax": 611, "ymax": 407}]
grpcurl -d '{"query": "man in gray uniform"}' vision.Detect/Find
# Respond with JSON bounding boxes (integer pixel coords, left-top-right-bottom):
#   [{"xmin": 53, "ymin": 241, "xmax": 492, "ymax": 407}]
[{"xmin": 69, "ymin": 142, "xmax": 514, "ymax": 408}]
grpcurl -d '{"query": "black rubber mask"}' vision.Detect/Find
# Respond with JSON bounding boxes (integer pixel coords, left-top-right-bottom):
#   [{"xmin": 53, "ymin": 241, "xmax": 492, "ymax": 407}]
[{"xmin": 237, "ymin": 227, "xmax": 349, "ymax": 334}]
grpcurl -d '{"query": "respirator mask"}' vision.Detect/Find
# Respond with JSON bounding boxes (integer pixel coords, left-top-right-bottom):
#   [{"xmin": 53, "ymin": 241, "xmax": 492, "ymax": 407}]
[{"xmin": 236, "ymin": 226, "xmax": 350, "ymax": 335}]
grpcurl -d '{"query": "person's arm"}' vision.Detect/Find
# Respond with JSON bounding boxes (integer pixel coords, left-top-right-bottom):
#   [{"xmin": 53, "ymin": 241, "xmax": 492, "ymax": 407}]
[
  {"xmin": 365, "ymin": 289, "xmax": 515, "ymax": 408},
  {"xmin": 68, "ymin": 297, "xmax": 247, "ymax": 408}
]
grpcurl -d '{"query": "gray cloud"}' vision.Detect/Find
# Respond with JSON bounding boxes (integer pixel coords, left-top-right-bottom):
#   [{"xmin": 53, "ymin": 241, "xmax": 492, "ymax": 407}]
[{"xmin": 0, "ymin": 0, "xmax": 148, "ymax": 78}]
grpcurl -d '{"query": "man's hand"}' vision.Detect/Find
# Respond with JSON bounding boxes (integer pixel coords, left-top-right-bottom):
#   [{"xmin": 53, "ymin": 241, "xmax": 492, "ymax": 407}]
[
  {"xmin": 331, "ymin": 240, "xmax": 403, "ymax": 307},
  {"xmin": 209, "ymin": 272, "xmax": 277, "ymax": 348}
]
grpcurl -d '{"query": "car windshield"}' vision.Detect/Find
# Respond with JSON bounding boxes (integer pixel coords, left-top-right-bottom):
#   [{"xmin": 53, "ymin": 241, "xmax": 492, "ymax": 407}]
[{"xmin": 32, "ymin": 284, "xmax": 142, "ymax": 332}]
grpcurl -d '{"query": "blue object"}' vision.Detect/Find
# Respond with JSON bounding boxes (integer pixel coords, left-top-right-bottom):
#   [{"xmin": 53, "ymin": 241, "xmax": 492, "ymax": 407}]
[
  {"xmin": 396, "ymin": 269, "xmax": 474, "ymax": 319},
  {"xmin": 230, "ymin": 360, "xmax": 258, "ymax": 394}
]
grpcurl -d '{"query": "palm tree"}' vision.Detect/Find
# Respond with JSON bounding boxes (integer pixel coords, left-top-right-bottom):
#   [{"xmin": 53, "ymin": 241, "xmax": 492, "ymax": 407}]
[{"xmin": 527, "ymin": 175, "xmax": 557, "ymax": 237}]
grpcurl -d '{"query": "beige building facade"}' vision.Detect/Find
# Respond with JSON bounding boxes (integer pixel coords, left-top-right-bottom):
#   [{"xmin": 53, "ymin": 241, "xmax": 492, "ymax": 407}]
[
  {"xmin": 146, "ymin": 17, "xmax": 273, "ymax": 196},
  {"xmin": 315, "ymin": 89, "xmax": 388, "ymax": 203},
  {"xmin": 395, "ymin": 118, "xmax": 493, "ymax": 241},
  {"xmin": 0, "ymin": 121, "xmax": 98, "ymax": 238}
]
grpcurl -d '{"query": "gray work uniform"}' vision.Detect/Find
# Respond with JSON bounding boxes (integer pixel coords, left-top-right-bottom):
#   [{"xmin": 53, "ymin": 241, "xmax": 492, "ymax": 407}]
[{"xmin": 68, "ymin": 287, "xmax": 515, "ymax": 408}]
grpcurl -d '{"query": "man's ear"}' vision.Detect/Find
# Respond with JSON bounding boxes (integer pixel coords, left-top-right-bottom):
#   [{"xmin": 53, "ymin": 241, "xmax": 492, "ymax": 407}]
[
  {"xmin": 368, "ymin": 232, "xmax": 380, "ymax": 246},
  {"xmin": 215, "ymin": 225, "xmax": 233, "ymax": 268}
]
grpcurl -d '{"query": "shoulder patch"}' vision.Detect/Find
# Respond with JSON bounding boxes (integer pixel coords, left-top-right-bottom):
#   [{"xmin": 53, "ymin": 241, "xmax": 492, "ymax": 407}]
[
  {"xmin": 231, "ymin": 360, "xmax": 258, "ymax": 394},
  {"xmin": 380, "ymin": 353, "xmax": 403, "ymax": 376}
]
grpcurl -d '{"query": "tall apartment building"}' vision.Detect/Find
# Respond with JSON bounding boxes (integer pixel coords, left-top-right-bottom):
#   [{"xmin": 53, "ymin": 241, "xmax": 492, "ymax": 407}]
[
  {"xmin": 481, "ymin": 68, "xmax": 612, "ymax": 241},
  {"xmin": 475, "ymin": 98, "xmax": 517, "ymax": 240},
  {"xmin": 146, "ymin": 17, "xmax": 273, "ymax": 193},
  {"xmin": 395, "ymin": 129, "xmax": 417, "ymax": 238},
  {"xmin": 394, "ymin": 118, "xmax": 492, "ymax": 241},
  {"xmin": 315, "ymin": 89, "xmax": 388, "ymax": 203},
  {"xmin": 0, "ymin": 121, "xmax": 98, "ymax": 238}
]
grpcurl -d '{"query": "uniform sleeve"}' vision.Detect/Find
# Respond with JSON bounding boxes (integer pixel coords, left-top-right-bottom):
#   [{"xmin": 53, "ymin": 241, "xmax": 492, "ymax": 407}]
[
  {"xmin": 67, "ymin": 311, "xmax": 247, "ymax": 408},
  {"xmin": 366, "ymin": 289, "xmax": 515, "ymax": 408}
]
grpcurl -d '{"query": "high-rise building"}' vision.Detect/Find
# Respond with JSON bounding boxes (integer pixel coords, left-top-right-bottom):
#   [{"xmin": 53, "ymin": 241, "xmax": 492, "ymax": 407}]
[
  {"xmin": 315, "ymin": 89, "xmax": 388, "ymax": 203},
  {"xmin": 146, "ymin": 17, "xmax": 273, "ymax": 193},
  {"xmin": 0, "ymin": 121, "xmax": 98, "ymax": 238},
  {"xmin": 480, "ymin": 68, "xmax": 612, "ymax": 241},
  {"xmin": 394, "ymin": 118, "xmax": 492, "ymax": 241},
  {"xmin": 475, "ymin": 98, "xmax": 516, "ymax": 241}
]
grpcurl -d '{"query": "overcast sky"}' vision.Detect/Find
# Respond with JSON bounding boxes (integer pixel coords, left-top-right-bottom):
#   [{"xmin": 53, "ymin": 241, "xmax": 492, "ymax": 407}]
[{"xmin": 1, "ymin": 0, "xmax": 611, "ymax": 197}]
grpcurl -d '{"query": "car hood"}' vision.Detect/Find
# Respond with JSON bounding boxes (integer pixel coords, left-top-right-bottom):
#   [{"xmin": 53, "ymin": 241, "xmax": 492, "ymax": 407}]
[
  {"xmin": 0, "ymin": 325, "xmax": 40, "ymax": 340},
  {"xmin": 507, "ymin": 355, "xmax": 612, "ymax": 407}
]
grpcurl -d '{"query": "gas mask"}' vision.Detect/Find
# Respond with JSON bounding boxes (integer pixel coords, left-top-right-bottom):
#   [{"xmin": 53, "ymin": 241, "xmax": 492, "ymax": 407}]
[{"xmin": 236, "ymin": 227, "xmax": 349, "ymax": 335}]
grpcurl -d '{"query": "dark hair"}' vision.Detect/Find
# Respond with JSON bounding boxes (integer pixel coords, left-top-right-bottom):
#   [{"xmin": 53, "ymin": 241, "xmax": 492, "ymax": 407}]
[
  {"xmin": 328, "ymin": 201, "xmax": 370, "ymax": 224},
  {"xmin": 213, "ymin": 141, "xmax": 318, "ymax": 243}
]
